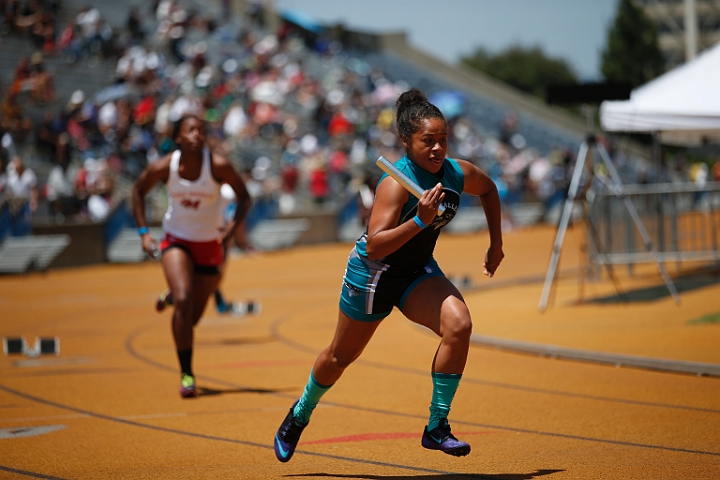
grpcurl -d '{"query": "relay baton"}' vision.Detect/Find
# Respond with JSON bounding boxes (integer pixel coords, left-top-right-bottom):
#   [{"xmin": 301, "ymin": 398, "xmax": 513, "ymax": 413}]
[{"xmin": 376, "ymin": 156, "xmax": 445, "ymax": 216}]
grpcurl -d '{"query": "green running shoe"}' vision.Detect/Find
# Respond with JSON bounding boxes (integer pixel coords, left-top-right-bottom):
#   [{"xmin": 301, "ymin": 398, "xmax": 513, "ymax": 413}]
[
  {"xmin": 180, "ymin": 373, "xmax": 197, "ymax": 398},
  {"xmin": 156, "ymin": 290, "xmax": 173, "ymax": 313}
]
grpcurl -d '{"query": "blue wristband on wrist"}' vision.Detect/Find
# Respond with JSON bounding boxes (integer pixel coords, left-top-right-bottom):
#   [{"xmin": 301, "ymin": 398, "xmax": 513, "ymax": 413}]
[
  {"xmin": 413, "ymin": 215, "xmax": 427, "ymax": 229},
  {"xmin": 137, "ymin": 226, "xmax": 149, "ymax": 236}
]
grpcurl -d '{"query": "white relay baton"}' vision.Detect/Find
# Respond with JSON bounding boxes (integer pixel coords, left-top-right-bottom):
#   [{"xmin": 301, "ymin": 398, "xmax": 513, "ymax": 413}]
[{"xmin": 376, "ymin": 156, "xmax": 445, "ymax": 216}]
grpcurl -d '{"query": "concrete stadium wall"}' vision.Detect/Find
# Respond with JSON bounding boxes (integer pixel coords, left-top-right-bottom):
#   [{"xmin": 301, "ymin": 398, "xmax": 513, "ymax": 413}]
[
  {"xmin": 28, "ymin": 212, "xmax": 340, "ymax": 269},
  {"xmin": 33, "ymin": 223, "xmax": 107, "ymax": 268},
  {"xmin": 283, "ymin": 211, "xmax": 338, "ymax": 245}
]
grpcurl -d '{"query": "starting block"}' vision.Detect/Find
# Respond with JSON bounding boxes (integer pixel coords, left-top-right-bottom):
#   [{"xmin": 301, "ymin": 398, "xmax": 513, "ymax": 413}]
[
  {"xmin": 3, "ymin": 337, "xmax": 60, "ymax": 357},
  {"xmin": 448, "ymin": 275, "xmax": 474, "ymax": 290},
  {"xmin": 226, "ymin": 300, "xmax": 262, "ymax": 317}
]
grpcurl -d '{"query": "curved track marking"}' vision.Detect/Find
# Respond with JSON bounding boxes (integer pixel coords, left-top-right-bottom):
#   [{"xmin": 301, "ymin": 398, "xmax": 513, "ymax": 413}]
[
  {"xmin": 115, "ymin": 309, "xmax": 720, "ymax": 458},
  {"xmin": 8, "ymin": 300, "xmax": 715, "ymax": 468},
  {"xmin": 0, "ymin": 465, "xmax": 67, "ymax": 480},
  {"xmin": 26, "ymin": 296, "xmax": 705, "ymax": 466},
  {"xmin": 0, "ymin": 385, "xmax": 460, "ymax": 476},
  {"xmin": 263, "ymin": 312, "xmax": 720, "ymax": 457},
  {"xmin": 271, "ymin": 312, "xmax": 720, "ymax": 414}
]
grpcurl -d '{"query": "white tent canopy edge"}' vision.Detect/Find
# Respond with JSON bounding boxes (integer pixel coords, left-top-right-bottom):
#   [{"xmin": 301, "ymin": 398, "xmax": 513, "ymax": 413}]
[{"xmin": 600, "ymin": 41, "xmax": 720, "ymax": 146}]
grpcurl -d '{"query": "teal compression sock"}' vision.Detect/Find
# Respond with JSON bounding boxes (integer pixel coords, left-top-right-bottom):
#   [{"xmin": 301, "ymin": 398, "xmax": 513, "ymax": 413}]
[
  {"xmin": 214, "ymin": 290, "xmax": 227, "ymax": 312},
  {"xmin": 428, "ymin": 372, "xmax": 462, "ymax": 431},
  {"xmin": 293, "ymin": 372, "xmax": 332, "ymax": 423}
]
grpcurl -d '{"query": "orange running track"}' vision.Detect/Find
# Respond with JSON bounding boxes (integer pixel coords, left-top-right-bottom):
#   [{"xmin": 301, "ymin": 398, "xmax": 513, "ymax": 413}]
[{"xmin": 1, "ymin": 224, "xmax": 719, "ymax": 479}]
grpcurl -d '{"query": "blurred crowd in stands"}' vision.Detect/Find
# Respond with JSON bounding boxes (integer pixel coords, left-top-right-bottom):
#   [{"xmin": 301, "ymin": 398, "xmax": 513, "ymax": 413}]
[{"xmin": 1, "ymin": 0, "xmax": 719, "ymax": 240}]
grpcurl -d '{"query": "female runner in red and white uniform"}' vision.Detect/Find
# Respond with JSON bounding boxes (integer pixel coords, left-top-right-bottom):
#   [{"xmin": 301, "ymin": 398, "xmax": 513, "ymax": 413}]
[{"xmin": 132, "ymin": 114, "xmax": 251, "ymax": 398}]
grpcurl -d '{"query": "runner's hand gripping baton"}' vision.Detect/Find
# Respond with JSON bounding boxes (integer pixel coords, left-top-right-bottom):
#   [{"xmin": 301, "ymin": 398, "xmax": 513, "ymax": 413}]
[{"xmin": 376, "ymin": 156, "xmax": 445, "ymax": 216}]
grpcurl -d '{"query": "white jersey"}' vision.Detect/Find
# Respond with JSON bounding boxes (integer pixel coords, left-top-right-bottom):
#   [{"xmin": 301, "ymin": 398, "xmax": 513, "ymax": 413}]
[
  {"xmin": 163, "ymin": 148, "xmax": 222, "ymax": 242},
  {"xmin": 6, "ymin": 165, "xmax": 37, "ymax": 199}
]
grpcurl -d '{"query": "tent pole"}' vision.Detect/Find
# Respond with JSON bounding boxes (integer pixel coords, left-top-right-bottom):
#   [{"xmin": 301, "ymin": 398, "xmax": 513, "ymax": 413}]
[{"xmin": 652, "ymin": 131, "xmax": 662, "ymax": 182}]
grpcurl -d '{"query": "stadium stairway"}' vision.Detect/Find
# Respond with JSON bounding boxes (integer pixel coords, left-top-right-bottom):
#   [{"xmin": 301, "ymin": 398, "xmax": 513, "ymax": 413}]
[
  {"xmin": 0, "ymin": 34, "xmax": 117, "ymax": 127},
  {"xmin": 247, "ymin": 218, "xmax": 311, "ymax": 251},
  {"xmin": 0, "ymin": 234, "xmax": 70, "ymax": 273}
]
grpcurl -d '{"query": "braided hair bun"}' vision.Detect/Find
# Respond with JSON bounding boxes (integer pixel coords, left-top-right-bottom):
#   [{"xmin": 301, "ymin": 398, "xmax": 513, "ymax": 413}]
[{"xmin": 394, "ymin": 88, "xmax": 445, "ymax": 142}]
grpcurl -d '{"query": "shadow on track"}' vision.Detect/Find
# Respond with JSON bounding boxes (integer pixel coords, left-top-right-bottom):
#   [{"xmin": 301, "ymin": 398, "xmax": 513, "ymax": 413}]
[
  {"xmin": 284, "ymin": 470, "xmax": 565, "ymax": 480},
  {"xmin": 196, "ymin": 386, "xmax": 295, "ymax": 397},
  {"xmin": 588, "ymin": 267, "xmax": 720, "ymax": 304},
  {"xmin": 196, "ymin": 335, "xmax": 277, "ymax": 346}
]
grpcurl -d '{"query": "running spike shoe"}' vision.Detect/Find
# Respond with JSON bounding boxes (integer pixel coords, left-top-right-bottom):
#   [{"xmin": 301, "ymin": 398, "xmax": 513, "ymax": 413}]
[
  {"xmin": 156, "ymin": 290, "xmax": 173, "ymax": 312},
  {"xmin": 274, "ymin": 401, "xmax": 308, "ymax": 462},
  {"xmin": 180, "ymin": 373, "xmax": 197, "ymax": 398},
  {"xmin": 421, "ymin": 418, "xmax": 471, "ymax": 456}
]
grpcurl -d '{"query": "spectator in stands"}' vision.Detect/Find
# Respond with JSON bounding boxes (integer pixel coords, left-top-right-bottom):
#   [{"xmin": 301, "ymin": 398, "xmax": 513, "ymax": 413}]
[
  {"xmin": 44, "ymin": 147, "xmax": 76, "ymax": 222},
  {"xmin": 5, "ymin": 156, "xmax": 38, "ymax": 235},
  {"xmin": 493, "ymin": 143, "xmax": 516, "ymax": 230},
  {"xmin": 1, "ymin": 0, "xmax": 19, "ymax": 35},
  {"xmin": 327, "ymin": 144, "xmax": 351, "ymax": 198},
  {"xmin": 64, "ymin": 90, "xmax": 92, "ymax": 152},
  {"xmin": 308, "ymin": 158, "xmax": 329, "ymax": 206},
  {"xmin": 75, "ymin": 5, "xmax": 101, "ymax": 55},
  {"xmin": 35, "ymin": 111, "xmax": 61, "ymax": 159},
  {"xmin": 5, "ymin": 0, "xmax": 588, "ymax": 230},
  {"xmin": 278, "ymin": 166, "xmax": 297, "ymax": 210},
  {"xmin": 12, "ymin": 0, "xmax": 41, "ymax": 37},
  {"xmin": 8, "ymin": 56, "xmax": 30, "ymax": 98},
  {"xmin": 1, "ymin": 91, "xmax": 33, "ymax": 143},
  {"xmin": 57, "ymin": 19, "xmax": 83, "ymax": 63},
  {"xmin": 31, "ymin": 8, "xmax": 55, "ymax": 53},
  {"xmin": 125, "ymin": 6, "xmax": 144, "ymax": 43},
  {"xmin": 246, "ymin": 0, "xmax": 265, "ymax": 29},
  {"xmin": 80, "ymin": 157, "xmax": 115, "ymax": 222},
  {"xmin": 499, "ymin": 111, "xmax": 518, "ymax": 147},
  {"xmin": 0, "ymin": 147, "xmax": 8, "ymax": 194},
  {"xmin": 28, "ymin": 52, "xmax": 54, "ymax": 104}
]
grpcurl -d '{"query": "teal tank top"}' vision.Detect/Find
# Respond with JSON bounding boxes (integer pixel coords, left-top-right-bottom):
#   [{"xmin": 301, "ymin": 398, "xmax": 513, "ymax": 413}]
[{"xmin": 355, "ymin": 156, "xmax": 465, "ymax": 273}]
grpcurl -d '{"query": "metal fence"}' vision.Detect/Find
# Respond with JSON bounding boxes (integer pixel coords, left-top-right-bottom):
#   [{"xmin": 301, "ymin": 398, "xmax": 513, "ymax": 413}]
[{"xmin": 586, "ymin": 181, "xmax": 720, "ymax": 268}]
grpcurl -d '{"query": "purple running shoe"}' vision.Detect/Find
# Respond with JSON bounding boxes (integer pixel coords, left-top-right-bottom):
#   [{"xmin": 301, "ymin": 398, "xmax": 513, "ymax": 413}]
[
  {"xmin": 421, "ymin": 418, "xmax": 471, "ymax": 457},
  {"xmin": 274, "ymin": 401, "xmax": 308, "ymax": 462}
]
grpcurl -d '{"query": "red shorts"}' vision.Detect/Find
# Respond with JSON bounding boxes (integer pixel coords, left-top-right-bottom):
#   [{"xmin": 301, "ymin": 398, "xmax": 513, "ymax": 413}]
[{"xmin": 160, "ymin": 233, "xmax": 224, "ymax": 273}]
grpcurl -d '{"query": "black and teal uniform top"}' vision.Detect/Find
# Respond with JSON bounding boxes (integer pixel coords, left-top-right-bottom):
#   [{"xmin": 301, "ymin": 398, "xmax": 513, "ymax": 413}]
[
  {"xmin": 356, "ymin": 155, "xmax": 464, "ymax": 273},
  {"xmin": 340, "ymin": 156, "xmax": 465, "ymax": 321}
]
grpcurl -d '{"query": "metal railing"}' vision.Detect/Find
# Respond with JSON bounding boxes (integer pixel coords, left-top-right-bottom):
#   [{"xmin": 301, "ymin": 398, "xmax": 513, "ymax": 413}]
[{"xmin": 587, "ymin": 181, "xmax": 720, "ymax": 267}]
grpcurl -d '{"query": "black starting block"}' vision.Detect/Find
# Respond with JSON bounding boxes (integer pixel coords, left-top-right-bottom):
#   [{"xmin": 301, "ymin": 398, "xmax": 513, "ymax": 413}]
[
  {"xmin": 448, "ymin": 275, "xmax": 474, "ymax": 290},
  {"xmin": 3, "ymin": 337, "xmax": 25, "ymax": 354},
  {"xmin": 3, "ymin": 337, "xmax": 60, "ymax": 357},
  {"xmin": 227, "ymin": 300, "xmax": 262, "ymax": 317},
  {"xmin": 244, "ymin": 300, "xmax": 261, "ymax": 315}
]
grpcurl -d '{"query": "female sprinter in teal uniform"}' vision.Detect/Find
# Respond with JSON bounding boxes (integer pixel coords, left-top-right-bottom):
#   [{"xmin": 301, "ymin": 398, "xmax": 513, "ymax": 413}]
[{"xmin": 274, "ymin": 88, "xmax": 504, "ymax": 460}]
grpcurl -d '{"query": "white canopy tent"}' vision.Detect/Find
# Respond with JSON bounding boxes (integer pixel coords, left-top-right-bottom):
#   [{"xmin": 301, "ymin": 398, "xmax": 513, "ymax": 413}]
[{"xmin": 600, "ymin": 41, "xmax": 720, "ymax": 146}]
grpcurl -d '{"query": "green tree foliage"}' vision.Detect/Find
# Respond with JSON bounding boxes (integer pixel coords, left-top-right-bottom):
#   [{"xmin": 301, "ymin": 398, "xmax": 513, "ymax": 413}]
[
  {"xmin": 601, "ymin": 0, "xmax": 665, "ymax": 88},
  {"xmin": 461, "ymin": 45, "xmax": 577, "ymax": 98}
]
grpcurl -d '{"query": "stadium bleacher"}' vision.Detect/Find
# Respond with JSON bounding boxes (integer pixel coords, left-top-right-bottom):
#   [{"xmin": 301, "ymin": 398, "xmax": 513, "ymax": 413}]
[{"xmin": 0, "ymin": 0, "xmax": 590, "ymax": 269}]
